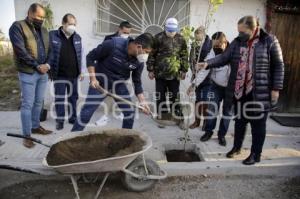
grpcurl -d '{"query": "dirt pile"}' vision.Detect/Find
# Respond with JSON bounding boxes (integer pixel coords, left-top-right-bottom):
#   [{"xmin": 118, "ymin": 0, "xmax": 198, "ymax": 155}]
[{"xmin": 46, "ymin": 132, "xmax": 145, "ymax": 166}]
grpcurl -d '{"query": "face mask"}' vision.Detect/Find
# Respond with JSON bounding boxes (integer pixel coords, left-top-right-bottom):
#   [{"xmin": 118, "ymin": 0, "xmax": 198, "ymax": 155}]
[
  {"xmin": 166, "ymin": 31, "xmax": 176, "ymax": 38},
  {"xmin": 238, "ymin": 32, "xmax": 251, "ymax": 42},
  {"xmin": 32, "ymin": 18, "xmax": 44, "ymax": 29},
  {"xmin": 65, "ymin": 25, "xmax": 76, "ymax": 35},
  {"xmin": 137, "ymin": 53, "xmax": 149, "ymax": 63},
  {"xmin": 120, "ymin": 34, "xmax": 129, "ymax": 39},
  {"xmin": 213, "ymin": 47, "xmax": 224, "ymax": 55}
]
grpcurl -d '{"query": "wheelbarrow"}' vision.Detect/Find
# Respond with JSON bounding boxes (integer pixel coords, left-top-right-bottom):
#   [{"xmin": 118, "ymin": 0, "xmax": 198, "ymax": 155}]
[{"xmin": 7, "ymin": 129, "xmax": 167, "ymax": 199}]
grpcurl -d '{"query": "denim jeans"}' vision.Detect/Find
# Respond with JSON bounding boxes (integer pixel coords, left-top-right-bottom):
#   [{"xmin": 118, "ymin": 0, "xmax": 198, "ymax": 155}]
[
  {"xmin": 54, "ymin": 77, "xmax": 78, "ymax": 123},
  {"xmin": 203, "ymin": 83, "xmax": 232, "ymax": 137},
  {"xmin": 18, "ymin": 72, "xmax": 48, "ymax": 136},
  {"xmin": 71, "ymin": 82, "xmax": 135, "ymax": 131}
]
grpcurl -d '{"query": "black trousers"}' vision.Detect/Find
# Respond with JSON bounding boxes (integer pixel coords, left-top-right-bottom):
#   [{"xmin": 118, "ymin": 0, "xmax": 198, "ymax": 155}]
[
  {"xmin": 155, "ymin": 78, "xmax": 180, "ymax": 116},
  {"xmin": 233, "ymin": 93, "xmax": 268, "ymax": 155}
]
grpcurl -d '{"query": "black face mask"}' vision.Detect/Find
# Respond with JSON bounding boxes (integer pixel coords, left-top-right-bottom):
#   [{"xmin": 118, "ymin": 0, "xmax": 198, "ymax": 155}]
[
  {"xmin": 213, "ymin": 47, "xmax": 223, "ymax": 55},
  {"xmin": 238, "ymin": 32, "xmax": 251, "ymax": 42},
  {"xmin": 32, "ymin": 18, "xmax": 44, "ymax": 29}
]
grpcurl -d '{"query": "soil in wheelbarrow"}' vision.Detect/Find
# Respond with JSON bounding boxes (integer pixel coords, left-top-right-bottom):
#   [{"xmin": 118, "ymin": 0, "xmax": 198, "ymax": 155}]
[{"xmin": 46, "ymin": 132, "xmax": 145, "ymax": 166}]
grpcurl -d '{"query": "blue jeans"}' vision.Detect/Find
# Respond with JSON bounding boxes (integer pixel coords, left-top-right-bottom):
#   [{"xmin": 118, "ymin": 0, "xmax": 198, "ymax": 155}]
[
  {"xmin": 54, "ymin": 77, "xmax": 78, "ymax": 123},
  {"xmin": 71, "ymin": 83, "xmax": 135, "ymax": 131},
  {"xmin": 203, "ymin": 83, "xmax": 232, "ymax": 137},
  {"xmin": 18, "ymin": 72, "xmax": 48, "ymax": 136}
]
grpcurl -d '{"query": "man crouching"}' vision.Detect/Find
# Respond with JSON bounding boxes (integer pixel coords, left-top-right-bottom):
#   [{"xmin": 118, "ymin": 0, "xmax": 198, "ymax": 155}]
[{"xmin": 71, "ymin": 33, "xmax": 154, "ymax": 131}]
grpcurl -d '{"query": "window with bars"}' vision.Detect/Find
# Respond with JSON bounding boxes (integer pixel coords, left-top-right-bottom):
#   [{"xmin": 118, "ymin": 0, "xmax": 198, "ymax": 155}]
[{"xmin": 95, "ymin": 0, "xmax": 190, "ymax": 36}]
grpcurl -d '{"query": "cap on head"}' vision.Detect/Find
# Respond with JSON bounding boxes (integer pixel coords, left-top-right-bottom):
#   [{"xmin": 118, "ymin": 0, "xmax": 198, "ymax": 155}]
[{"xmin": 165, "ymin": 18, "xmax": 178, "ymax": 32}]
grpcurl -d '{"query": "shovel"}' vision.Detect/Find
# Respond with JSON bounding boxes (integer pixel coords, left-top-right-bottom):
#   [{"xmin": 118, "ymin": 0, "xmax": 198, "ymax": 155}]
[{"xmin": 94, "ymin": 86, "xmax": 177, "ymax": 127}]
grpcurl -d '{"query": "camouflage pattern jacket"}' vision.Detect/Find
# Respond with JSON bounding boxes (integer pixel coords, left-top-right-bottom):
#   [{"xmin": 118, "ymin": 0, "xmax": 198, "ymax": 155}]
[{"xmin": 147, "ymin": 31, "xmax": 188, "ymax": 80}]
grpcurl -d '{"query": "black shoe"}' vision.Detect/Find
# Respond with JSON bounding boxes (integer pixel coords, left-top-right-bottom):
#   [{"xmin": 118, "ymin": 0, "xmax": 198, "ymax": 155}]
[
  {"xmin": 226, "ymin": 147, "xmax": 241, "ymax": 158},
  {"xmin": 200, "ymin": 131, "xmax": 213, "ymax": 142},
  {"xmin": 242, "ymin": 153, "xmax": 261, "ymax": 165},
  {"xmin": 68, "ymin": 119, "xmax": 76, "ymax": 124},
  {"xmin": 218, "ymin": 136, "xmax": 227, "ymax": 146},
  {"xmin": 56, "ymin": 122, "xmax": 64, "ymax": 130}
]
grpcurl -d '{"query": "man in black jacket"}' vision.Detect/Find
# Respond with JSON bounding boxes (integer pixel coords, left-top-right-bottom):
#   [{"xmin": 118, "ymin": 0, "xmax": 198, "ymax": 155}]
[
  {"xmin": 48, "ymin": 14, "xmax": 83, "ymax": 130},
  {"xmin": 104, "ymin": 21, "xmax": 132, "ymax": 41},
  {"xmin": 197, "ymin": 16, "xmax": 284, "ymax": 165}
]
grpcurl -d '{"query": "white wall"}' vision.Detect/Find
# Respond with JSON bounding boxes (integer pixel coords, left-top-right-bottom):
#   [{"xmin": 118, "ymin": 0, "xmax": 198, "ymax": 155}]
[
  {"xmin": 14, "ymin": 0, "xmax": 266, "ymax": 106},
  {"xmin": 190, "ymin": 0, "xmax": 266, "ymax": 42}
]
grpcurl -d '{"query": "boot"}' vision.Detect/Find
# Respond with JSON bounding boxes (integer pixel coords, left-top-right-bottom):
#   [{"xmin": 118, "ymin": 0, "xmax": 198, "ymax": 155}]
[
  {"xmin": 242, "ymin": 153, "xmax": 261, "ymax": 165},
  {"xmin": 200, "ymin": 131, "xmax": 214, "ymax": 142},
  {"xmin": 189, "ymin": 118, "xmax": 200, "ymax": 129},
  {"xmin": 226, "ymin": 147, "xmax": 241, "ymax": 158}
]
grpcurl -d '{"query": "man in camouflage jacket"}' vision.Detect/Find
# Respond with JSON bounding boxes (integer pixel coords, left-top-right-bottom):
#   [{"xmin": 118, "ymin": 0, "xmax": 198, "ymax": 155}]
[{"xmin": 147, "ymin": 18, "xmax": 188, "ymax": 121}]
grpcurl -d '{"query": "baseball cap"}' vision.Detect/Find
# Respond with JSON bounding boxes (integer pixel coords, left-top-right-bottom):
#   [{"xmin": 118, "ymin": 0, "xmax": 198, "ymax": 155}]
[{"xmin": 165, "ymin": 18, "xmax": 178, "ymax": 32}]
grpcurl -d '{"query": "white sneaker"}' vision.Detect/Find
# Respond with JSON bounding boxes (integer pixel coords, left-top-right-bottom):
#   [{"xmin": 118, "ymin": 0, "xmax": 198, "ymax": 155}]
[{"xmin": 95, "ymin": 115, "xmax": 109, "ymax": 126}]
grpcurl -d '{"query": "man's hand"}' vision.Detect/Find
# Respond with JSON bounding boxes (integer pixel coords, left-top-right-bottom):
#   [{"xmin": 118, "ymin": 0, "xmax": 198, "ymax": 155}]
[
  {"xmin": 187, "ymin": 84, "xmax": 195, "ymax": 96},
  {"xmin": 148, "ymin": 71, "xmax": 155, "ymax": 80},
  {"xmin": 37, "ymin": 64, "xmax": 49, "ymax": 74},
  {"xmin": 90, "ymin": 77, "xmax": 100, "ymax": 89},
  {"xmin": 271, "ymin": 90, "xmax": 280, "ymax": 105},
  {"xmin": 180, "ymin": 71, "xmax": 186, "ymax": 80},
  {"xmin": 196, "ymin": 62, "xmax": 208, "ymax": 71},
  {"xmin": 139, "ymin": 101, "xmax": 151, "ymax": 115}
]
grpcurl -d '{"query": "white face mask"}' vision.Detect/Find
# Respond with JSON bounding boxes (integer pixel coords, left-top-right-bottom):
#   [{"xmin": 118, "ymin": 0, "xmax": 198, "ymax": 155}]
[
  {"xmin": 65, "ymin": 25, "xmax": 76, "ymax": 35},
  {"xmin": 137, "ymin": 53, "xmax": 149, "ymax": 63},
  {"xmin": 120, "ymin": 34, "xmax": 130, "ymax": 39},
  {"xmin": 166, "ymin": 31, "xmax": 176, "ymax": 38}
]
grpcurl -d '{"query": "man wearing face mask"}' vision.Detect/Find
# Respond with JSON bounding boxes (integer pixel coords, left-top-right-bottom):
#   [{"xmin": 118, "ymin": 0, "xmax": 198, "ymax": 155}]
[
  {"xmin": 147, "ymin": 18, "xmax": 189, "ymax": 124},
  {"xmin": 71, "ymin": 33, "xmax": 153, "ymax": 131},
  {"xmin": 197, "ymin": 16, "xmax": 284, "ymax": 165},
  {"xmin": 9, "ymin": 3, "xmax": 53, "ymax": 148},
  {"xmin": 188, "ymin": 26, "xmax": 212, "ymax": 130},
  {"xmin": 48, "ymin": 13, "xmax": 83, "ymax": 130},
  {"xmin": 94, "ymin": 21, "xmax": 132, "ymax": 126},
  {"xmin": 104, "ymin": 21, "xmax": 132, "ymax": 41}
]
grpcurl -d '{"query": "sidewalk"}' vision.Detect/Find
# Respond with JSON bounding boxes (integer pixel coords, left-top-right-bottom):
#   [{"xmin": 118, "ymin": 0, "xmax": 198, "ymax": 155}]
[{"xmin": 0, "ymin": 111, "xmax": 299, "ymax": 176}]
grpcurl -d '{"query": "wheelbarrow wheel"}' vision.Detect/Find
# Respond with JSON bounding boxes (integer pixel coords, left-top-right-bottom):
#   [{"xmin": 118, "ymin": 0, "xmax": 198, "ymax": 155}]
[{"xmin": 122, "ymin": 157, "xmax": 160, "ymax": 192}]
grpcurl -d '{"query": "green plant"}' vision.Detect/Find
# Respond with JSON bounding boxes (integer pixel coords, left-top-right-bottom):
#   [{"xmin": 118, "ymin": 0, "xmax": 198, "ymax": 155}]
[
  {"xmin": 181, "ymin": 26, "xmax": 195, "ymax": 46},
  {"xmin": 165, "ymin": 55, "xmax": 181, "ymax": 75},
  {"xmin": 205, "ymin": 0, "xmax": 224, "ymax": 30},
  {"xmin": 43, "ymin": 3, "xmax": 54, "ymax": 30}
]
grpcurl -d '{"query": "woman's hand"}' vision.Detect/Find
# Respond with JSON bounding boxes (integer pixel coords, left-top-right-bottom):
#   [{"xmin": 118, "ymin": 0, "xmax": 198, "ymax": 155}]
[
  {"xmin": 187, "ymin": 84, "xmax": 195, "ymax": 96},
  {"xmin": 196, "ymin": 62, "xmax": 208, "ymax": 71},
  {"xmin": 271, "ymin": 90, "xmax": 280, "ymax": 105}
]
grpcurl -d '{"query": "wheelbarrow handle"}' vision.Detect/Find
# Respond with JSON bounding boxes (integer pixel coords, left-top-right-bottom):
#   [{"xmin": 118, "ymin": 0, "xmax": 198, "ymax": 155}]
[{"xmin": 6, "ymin": 133, "xmax": 51, "ymax": 148}]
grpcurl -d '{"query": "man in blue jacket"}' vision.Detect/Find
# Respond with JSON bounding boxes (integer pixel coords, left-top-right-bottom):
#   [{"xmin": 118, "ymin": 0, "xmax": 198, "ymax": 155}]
[
  {"xmin": 48, "ymin": 13, "xmax": 83, "ymax": 130},
  {"xmin": 71, "ymin": 33, "xmax": 154, "ymax": 131}
]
